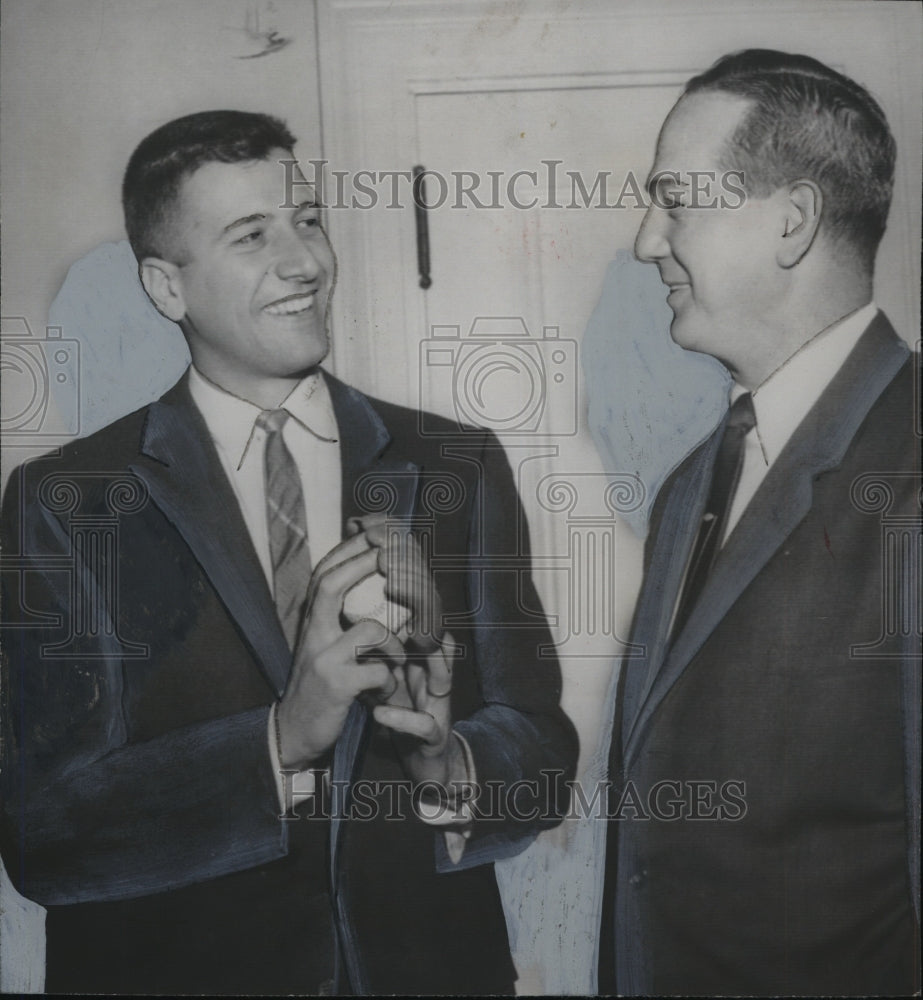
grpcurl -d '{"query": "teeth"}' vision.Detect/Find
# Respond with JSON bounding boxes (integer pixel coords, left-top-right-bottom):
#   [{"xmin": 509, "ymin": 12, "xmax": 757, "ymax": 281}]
[{"xmin": 265, "ymin": 294, "xmax": 314, "ymax": 316}]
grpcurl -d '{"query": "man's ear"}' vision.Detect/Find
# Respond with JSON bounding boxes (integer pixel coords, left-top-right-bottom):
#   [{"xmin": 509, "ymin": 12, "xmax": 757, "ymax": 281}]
[
  {"xmin": 777, "ymin": 180, "xmax": 822, "ymax": 268},
  {"xmin": 140, "ymin": 258, "xmax": 187, "ymax": 323}
]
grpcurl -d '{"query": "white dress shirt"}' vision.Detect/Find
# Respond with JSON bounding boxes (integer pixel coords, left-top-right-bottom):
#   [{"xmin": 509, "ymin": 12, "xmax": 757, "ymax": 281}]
[{"xmin": 723, "ymin": 302, "xmax": 877, "ymax": 542}]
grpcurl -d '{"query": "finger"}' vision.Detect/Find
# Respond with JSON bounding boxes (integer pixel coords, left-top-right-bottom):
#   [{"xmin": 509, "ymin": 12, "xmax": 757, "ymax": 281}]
[
  {"xmin": 378, "ymin": 526, "xmax": 420, "ymax": 564},
  {"xmin": 380, "ymin": 535, "xmax": 429, "ymax": 601},
  {"xmin": 306, "ymin": 547, "xmax": 380, "ymax": 628},
  {"xmin": 312, "ymin": 528, "xmax": 373, "ymax": 578},
  {"xmin": 372, "ymin": 704, "xmax": 442, "ymax": 745},
  {"xmin": 382, "ymin": 566, "xmax": 434, "ymax": 612},
  {"xmin": 350, "ymin": 513, "xmax": 392, "ymax": 545},
  {"xmin": 343, "ymin": 618, "xmax": 407, "ymax": 668},
  {"xmin": 334, "ymin": 520, "xmax": 395, "ymax": 579},
  {"xmin": 423, "ymin": 631, "xmax": 454, "ymax": 697},
  {"xmin": 383, "ymin": 565, "xmax": 443, "ymax": 651},
  {"xmin": 352, "ymin": 660, "xmax": 398, "ymax": 698},
  {"xmin": 381, "ymin": 555, "xmax": 427, "ymax": 595}
]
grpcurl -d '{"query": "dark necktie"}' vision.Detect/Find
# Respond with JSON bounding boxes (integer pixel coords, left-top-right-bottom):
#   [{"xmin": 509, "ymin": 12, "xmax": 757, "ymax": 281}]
[
  {"xmin": 672, "ymin": 392, "xmax": 756, "ymax": 639},
  {"xmin": 257, "ymin": 409, "xmax": 313, "ymax": 651}
]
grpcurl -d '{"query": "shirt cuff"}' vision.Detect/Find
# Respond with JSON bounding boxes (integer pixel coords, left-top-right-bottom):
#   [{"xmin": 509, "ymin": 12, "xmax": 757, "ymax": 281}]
[
  {"xmin": 268, "ymin": 702, "xmax": 319, "ymax": 812},
  {"xmin": 414, "ymin": 730, "xmax": 477, "ymax": 864}
]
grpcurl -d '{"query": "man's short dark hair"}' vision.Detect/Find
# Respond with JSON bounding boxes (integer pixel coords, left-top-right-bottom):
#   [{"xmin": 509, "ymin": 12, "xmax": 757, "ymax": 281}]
[
  {"xmin": 684, "ymin": 49, "xmax": 895, "ymax": 267},
  {"xmin": 122, "ymin": 109, "xmax": 297, "ymax": 261}
]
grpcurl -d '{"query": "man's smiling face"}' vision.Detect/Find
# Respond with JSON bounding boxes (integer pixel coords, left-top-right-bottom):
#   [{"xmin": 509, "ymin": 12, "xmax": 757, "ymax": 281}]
[
  {"xmin": 163, "ymin": 149, "xmax": 335, "ymax": 399},
  {"xmin": 634, "ymin": 92, "xmax": 786, "ymax": 385}
]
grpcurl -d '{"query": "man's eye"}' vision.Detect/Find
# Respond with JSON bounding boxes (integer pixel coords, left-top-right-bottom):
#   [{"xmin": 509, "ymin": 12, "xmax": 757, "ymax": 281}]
[
  {"xmin": 296, "ymin": 215, "xmax": 320, "ymax": 229},
  {"xmin": 234, "ymin": 230, "xmax": 262, "ymax": 245}
]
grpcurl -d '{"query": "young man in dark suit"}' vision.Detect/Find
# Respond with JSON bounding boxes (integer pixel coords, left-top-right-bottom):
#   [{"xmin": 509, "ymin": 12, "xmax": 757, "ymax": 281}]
[
  {"xmin": 600, "ymin": 50, "xmax": 920, "ymax": 995},
  {"xmin": 0, "ymin": 110, "xmax": 577, "ymax": 995}
]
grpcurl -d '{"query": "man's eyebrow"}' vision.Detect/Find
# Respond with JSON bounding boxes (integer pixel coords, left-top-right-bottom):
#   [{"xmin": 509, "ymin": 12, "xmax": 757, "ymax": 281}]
[{"xmin": 222, "ymin": 213, "xmax": 266, "ymax": 234}]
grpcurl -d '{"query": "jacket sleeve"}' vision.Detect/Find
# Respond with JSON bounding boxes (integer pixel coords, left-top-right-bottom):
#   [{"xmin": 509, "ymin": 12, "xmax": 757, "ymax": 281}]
[
  {"xmin": 449, "ymin": 432, "xmax": 579, "ymax": 868},
  {"xmin": 0, "ymin": 462, "xmax": 289, "ymax": 906}
]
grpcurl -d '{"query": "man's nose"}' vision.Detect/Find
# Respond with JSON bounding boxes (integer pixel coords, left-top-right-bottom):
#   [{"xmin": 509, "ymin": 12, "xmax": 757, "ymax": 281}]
[
  {"xmin": 273, "ymin": 229, "xmax": 324, "ymax": 281},
  {"xmin": 634, "ymin": 206, "xmax": 668, "ymax": 262}
]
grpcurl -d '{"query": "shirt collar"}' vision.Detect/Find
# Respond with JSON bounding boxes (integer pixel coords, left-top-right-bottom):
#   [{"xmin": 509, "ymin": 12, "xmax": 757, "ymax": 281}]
[
  {"xmin": 283, "ymin": 371, "xmax": 339, "ymax": 444},
  {"xmin": 730, "ymin": 301, "xmax": 878, "ymax": 467},
  {"xmin": 188, "ymin": 365, "xmax": 338, "ymax": 471}
]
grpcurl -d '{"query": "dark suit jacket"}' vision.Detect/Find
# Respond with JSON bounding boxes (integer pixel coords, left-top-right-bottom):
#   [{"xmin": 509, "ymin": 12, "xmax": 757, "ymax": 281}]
[
  {"xmin": 0, "ymin": 370, "xmax": 578, "ymax": 995},
  {"xmin": 604, "ymin": 313, "xmax": 920, "ymax": 995}
]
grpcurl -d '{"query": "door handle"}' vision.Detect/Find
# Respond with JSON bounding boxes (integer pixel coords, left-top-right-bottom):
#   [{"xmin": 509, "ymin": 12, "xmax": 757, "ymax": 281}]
[{"xmin": 412, "ymin": 165, "xmax": 432, "ymax": 290}]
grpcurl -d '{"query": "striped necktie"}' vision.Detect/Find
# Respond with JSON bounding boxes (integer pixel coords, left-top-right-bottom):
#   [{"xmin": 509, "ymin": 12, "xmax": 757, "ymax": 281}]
[{"xmin": 257, "ymin": 408, "xmax": 313, "ymax": 650}]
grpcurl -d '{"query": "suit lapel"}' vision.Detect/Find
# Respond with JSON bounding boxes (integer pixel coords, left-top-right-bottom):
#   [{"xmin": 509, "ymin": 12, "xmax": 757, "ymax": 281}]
[
  {"xmin": 324, "ymin": 373, "xmax": 420, "ymax": 880},
  {"xmin": 623, "ymin": 313, "xmax": 910, "ymax": 766},
  {"xmin": 619, "ymin": 433, "xmax": 720, "ymax": 758},
  {"xmin": 326, "ymin": 373, "xmax": 420, "ymax": 524},
  {"xmin": 128, "ymin": 373, "xmax": 292, "ymax": 697}
]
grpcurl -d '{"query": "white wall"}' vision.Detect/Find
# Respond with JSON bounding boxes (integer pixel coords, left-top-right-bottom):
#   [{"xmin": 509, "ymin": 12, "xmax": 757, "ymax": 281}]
[{"xmin": 0, "ymin": 0, "xmax": 323, "ymax": 335}]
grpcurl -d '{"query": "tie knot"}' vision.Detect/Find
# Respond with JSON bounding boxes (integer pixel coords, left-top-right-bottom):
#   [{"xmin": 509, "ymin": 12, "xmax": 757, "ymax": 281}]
[
  {"xmin": 727, "ymin": 392, "xmax": 756, "ymax": 433},
  {"xmin": 256, "ymin": 408, "xmax": 290, "ymax": 436}
]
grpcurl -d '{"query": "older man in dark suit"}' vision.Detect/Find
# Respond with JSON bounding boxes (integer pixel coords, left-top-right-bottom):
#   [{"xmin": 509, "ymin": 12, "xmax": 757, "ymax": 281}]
[
  {"xmin": 599, "ymin": 50, "xmax": 920, "ymax": 995},
  {"xmin": 0, "ymin": 110, "xmax": 577, "ymax": 995}
]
